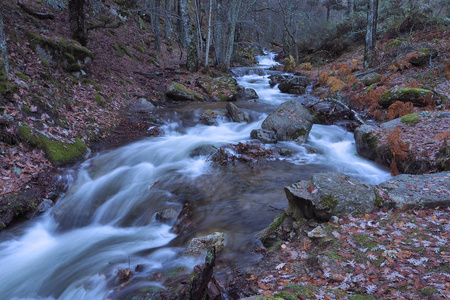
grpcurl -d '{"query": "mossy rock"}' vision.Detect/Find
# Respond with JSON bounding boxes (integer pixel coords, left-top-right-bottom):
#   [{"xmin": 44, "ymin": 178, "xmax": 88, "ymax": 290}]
[
  {"xmin": 166, "ymin": 82, "xmax": 205, "ymax": 101},
  {"xmin": 361, "ymin": 73, "xmax": 382, "ymax": 86},
  {"xmin": 0, "ymin": 60, "xmax": 16, "ymax": 95},
  {"xmin": 196, "ymin": 76, "xmax": 238, "ymax": 101},
  {"xmin": 400, "ymin": 113, "xmax": 421, "ymax": 125},
  {"xmin": 378, "ymin": 88, "xmax": 439, "ymax": 108},
  {"xmin": 18, "ymin": 125, "xmax": 87, "ymax": 165},
  {"xmin": 26, "ymin": 31, "xmax": 94, "ymax": 71},
  {"xmin": 409, "ymin": 47, "xmax": 434, "ymax": 66},
  {"xmin": 386, "ymin": 38, "xmax": 406, "ymax": 49}
]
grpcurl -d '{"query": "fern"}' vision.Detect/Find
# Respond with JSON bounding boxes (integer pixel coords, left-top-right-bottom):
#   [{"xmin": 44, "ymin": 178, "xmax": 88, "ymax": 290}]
[
  {"xmin": 387, "ymin": 101, "xmax": 414, "ymax": 120},
  {"xmin": 388, "ymin": 128, "xmax": 409, "ymax": 175}
]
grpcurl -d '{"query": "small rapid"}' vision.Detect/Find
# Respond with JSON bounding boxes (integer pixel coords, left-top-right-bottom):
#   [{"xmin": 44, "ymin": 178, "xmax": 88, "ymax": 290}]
[{"xmin": 0, "ymin": 53, "xmax": 390, "ymax": 299}]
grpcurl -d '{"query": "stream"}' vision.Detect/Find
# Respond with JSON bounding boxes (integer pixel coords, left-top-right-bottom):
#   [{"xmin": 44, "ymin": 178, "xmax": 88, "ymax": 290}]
[{"xmin": 0, "ymin": 53, "xmax": 391, "ymax": 300}]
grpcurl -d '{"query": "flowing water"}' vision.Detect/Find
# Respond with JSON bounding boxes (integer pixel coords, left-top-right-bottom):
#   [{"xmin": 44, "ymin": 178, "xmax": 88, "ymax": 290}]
[{"xmin": 0, "ymin": 53, "xmax": 391, "ymax": 299}]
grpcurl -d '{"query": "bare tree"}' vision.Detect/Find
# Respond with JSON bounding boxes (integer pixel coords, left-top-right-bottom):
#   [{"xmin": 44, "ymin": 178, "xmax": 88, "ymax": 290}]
[
  {"xmin": 224, "ymin": 0, "xmax": 242, "ymax": 70},
  {"xmin": 205, "ymin": 0, "xmax": 213, "ymax": 66},
  {"xmin": 164, "ymin": 0, "xmax": 172, "ymax": 38},
  {"xmin": 69, "ymin": 0, "xmax": 87, "ymax": 45},
  {"xmin": 364, "ymin": 0, "xmax": 379, "ymax": 68},
  {"xmin": 0, "ymin": 4, "xmax": 8, "ymax": 77}
]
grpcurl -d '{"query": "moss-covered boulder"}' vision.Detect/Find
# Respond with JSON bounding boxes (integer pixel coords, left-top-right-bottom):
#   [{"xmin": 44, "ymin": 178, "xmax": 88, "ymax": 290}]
[
  {"xmin": 18, "ymin": 125, "xmax": 87, "ymax": 165},
  {"xmin": 166, "ymin": 82, "xmax": 205, "ymax": 101},
  {"xmin": 284, "ymin": 172, "xmax": 376, "ymax": 221},
  {"xmin": 409, "ymin": 47, "xmax": 434, "ymax": 66},
  {"xmin": 354, "ymin": 112, "xmax": 450, "ymax": 174},
  {"xmin": 0, "ymin": 60, "xmax": 16, "ymax": 94},
  {"xmin": 26, "ymin": 31, "xmax": 94, "ymax": 71},
  {"xmin": 378, "ymin": 88, "xmax": 442, "ymax": 108},
  {"xmin": 196, "ymin": 76, "xmax": 238, "ymax": 101},
  {"xmin": 360, "ymin": 72, "xmax": 382, "ymax": 86}
]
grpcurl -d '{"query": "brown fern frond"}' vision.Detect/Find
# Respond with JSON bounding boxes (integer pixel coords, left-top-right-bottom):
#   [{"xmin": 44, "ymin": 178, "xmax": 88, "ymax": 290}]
[
  {"xmin": 390, "ymin": 158, "xmax": 400, "ymax": 176},
  {"xmin": 405, "ymin": 51, "xmax": 419, "ymax": 63},
  {"xmin": 388, "ymin": 128, "xmax": 409, "ymax": 162},
  {"xmin": 387, "ymin": 101, "xmax": 415, "ymax": 120}
]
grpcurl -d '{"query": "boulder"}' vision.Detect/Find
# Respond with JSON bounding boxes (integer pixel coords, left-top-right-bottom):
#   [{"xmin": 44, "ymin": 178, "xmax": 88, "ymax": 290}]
[
  {"xmin": 155, "ymin": 208, "xmax": 179, "ymax": 223},
  {"xmin": 268, "ymin": 74, "xmax": 292, "ymax": 87},
  {"xmin": 278, "ymin": 76, "xmax": 311, "ymax": 94},
  {"xmin": 377, "ymin": 172, "xmax": 450, "ymax": 209},
  {"xmin": 378, "ymin": 87, "xmax": 444, "ymax": 108},
  {"xmin": 189, "ymin": 145, "xmax": 217, "ymax": 157},
  {"xmin": 359, "ymin": 72, "xmax": 382, "ymax": 86},
  {"xmin": 36, "ymin": 199, "xmax": 54, "ymax": 213},
  {"xmin": 408, "ymin": 47, "xmax": 435, "ymax": 66},
  {"xmin": 166, "ymin": 82, "xmax": 205, "ymax": 101},
  {"xmin": 26, "ymin": 31, "xmax": 94, "ymax": 72},
  {"xmin": 184, "ymin": 232, "xmax": 225, "ymax": 256},
  {"xmin": 250, "ymin": 129, "xmax": 277, "ymax": 144},
  {"xmin": 261, "ymin": 100, "xmax": 313, "ymax": 143},
  {"xmin": 226, "ymin": 102, "xmax": 250, "ymax": 123},
  {"xmin": 236, "ymin": 86, "xmax": 258, "ymax": 100},
  {"xmin": 199, "ymin": 110, "xmax": 220, "ymax": 126},
  {"xmin": 354, "ymin": 112, "xmax": 450, "ymax": 174},
  {"xmin": 196, "ymin": 76, "xmax": 238, "ymax": 101},
  {"xmin": 284, "ymin": 172, "xmax": 377, "ymax": 221}
]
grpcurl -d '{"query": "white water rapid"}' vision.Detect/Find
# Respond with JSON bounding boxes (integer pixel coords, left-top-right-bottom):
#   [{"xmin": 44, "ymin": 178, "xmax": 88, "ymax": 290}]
[{"xmin": 0, "ymin": 53, "xmax": 390, "ymax": 299}]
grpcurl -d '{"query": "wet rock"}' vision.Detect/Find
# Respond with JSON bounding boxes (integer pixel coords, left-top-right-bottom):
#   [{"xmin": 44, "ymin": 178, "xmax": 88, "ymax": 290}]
[
  {"xmin": 285, "ymin": 172, "xmax": 376, "ymax": 221},
  {"xmin": 166, "ymin": 82, "xmax": 205, "ymax": 102},
  {"xmin": 250, "ymin": 129, "xmax": 277, "ymax": 144},
  {"xmin": 199, "ymin": 109, "xmax": 220, "ymax": 126},
  {"xmin": 128, "ymin": 98, "xmax": 155, "ymax": 112},
  {"xmin": 268, "ymin": 74, "xmax": 291, "ymax": 87},
  {"xmin": 226, "ymin": 102, "xmax": 250, "ymax": 123},
  {"xmin": 236, "ymin": 86, "xmax": 258, "ymax": 100},
  {"xmin": 155, "ymin": 208, "xmax": 178, "ymax": 223},
  {"xmin": 261, "ymin": 100, "xmax": 313, "ymax": 143},
  {"xmin": 278, "ymin": 76, "xmax": 310, "ymax": 94},
  {"xmin": 36, "ymin": 198, "xmax": 54, "ymax": 213},
  {"xmin": 354, "ymin": 124, "xmax": 380, "ymax": 161},
  {"xmin": 184, "ymin": 232, "xmax": 225, "ymax": 256},
  {"xmin": 190, "ymin": 145, "xmax": 217, "ymax": 157}
]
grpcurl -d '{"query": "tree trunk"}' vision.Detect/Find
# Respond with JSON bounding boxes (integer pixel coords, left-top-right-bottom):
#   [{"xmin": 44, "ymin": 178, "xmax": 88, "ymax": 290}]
[
  {"xmin": 0, "ymin": 6, "xmax": 8, "ymax": 77},
  {"xmin": 69, "ymin": 0, "xmax": 87, "ymax": 46},
  {"xmin": 213, "ymin": 0, "xmax": 225, "ymax": 66},
  {"xmin": 179, "ymin": 0, "xmax": 190, "ymax": 49},
  {"xmin": 154, "ymin": 0, "xmax": 161, "ymax": 51},
  {"xmin": 164, "ymin": 0, "xmax": 172, "ymax": 38},
  {"xmin": 364, "ymin": 0, "xmax": 379, "ymax": 68},
  {"xmin": 205, "ymin": 0, "xmax": 213, "ymax": 67},
  {"xmin": 224, "ymin": 0, "xmax": 241, "ymax": 70}
]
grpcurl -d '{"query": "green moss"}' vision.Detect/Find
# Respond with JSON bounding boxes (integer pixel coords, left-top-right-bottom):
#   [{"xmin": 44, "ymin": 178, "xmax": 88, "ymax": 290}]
[
  {"xmin": 320, "ymin": 194, "xmax": 338, "ymax": 210},
  {"xmin": 40, "ymin": 58, "xmax": 49, "ymax": 67},
  {"xmin": 93, "ymin": 93, "xmax": 105, "ymax": 108},
  {"xmin": 279, "ymin": 284, "xmax": 318, "ymax": 298},
  {"xmin": 293, "ymin": 128, "xmax": 308, "ymax": 139},
  {"xmin": 349, "ymin": 295, "xmax": 376, "ymax": 300},
  {"xmin": 197, "ymin": 76, "xmax": 238, "ymax": 101},
  {"xmin": 386, "ymin": 38, "xmax": 406, "ymax": 49},
  {"xmin": 170, "ymin": 82, "xmax": 205, "ymax": 101},
  {"xmin": 353, "ymin": 233, "xmax": 378, "ymax": 249},
  {"xmin": 418, "ymin": 286, "xmax": 438, "ymax": 297},
  {"xmin": 27, "ymin": 31, "xmax": 94, "ymax": 71},
  {"xmin": 374, "ymin": 190, "xmax": 385, "ymax": 207},
  {"xmin": 18, "ymin": 125, "xmax": 87, "ymax": 165},
  {"xmin": 81, "ymin": 78, "xmax": 101, "ymax": 91},
  {"xmin": 269, "ymin": 213, "xmax": 286, "ymax": 231},
  {"xmin": 138, "ymin": 16, "xmax": 147, "ymax": 30},
  {"xmin": 378, "ymin": 88, "xmax": 433, "ymax": 108},
  {"xmin": 362, "ymin": 74, "xmax": 382, "ymax": 86},
  {"xmin": 15, "ymin": 72, "xmax": 30, "ymax": 81},
  {"xmin": 401, "ymin": 113, "xmax": 420, "ymax": 125}
]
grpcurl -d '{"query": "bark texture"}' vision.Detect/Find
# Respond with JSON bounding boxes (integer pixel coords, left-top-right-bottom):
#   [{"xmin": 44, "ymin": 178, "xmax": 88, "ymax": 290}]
[{"xmin": 364, "ymin": 0, "xmax": 379, "ymax": 68}]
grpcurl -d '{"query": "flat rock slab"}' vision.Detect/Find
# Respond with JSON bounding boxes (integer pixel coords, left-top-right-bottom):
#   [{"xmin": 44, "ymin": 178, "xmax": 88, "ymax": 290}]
[{"xmin": 378, "ymin": 172, "xmax": 450, "ymax": 209}]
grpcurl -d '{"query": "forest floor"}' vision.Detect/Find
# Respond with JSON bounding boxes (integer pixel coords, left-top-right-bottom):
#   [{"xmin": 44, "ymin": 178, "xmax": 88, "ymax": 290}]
[{"xmin": 0, "ymin": 1, "xmax": 449, "ymax": 299}]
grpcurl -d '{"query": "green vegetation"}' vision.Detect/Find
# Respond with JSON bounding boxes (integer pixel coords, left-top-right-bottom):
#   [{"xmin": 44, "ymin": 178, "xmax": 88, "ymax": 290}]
[
  {"xmin": 18, "ymin": 125, "xmax": 87, "ymax": 165},
  {"xmin": 401, "ymin": 113, "xmax": 420, "ymax": 125},
  {"xmin": 320, "ymin": 194, "xmax": 338, "ymax": 210}
]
